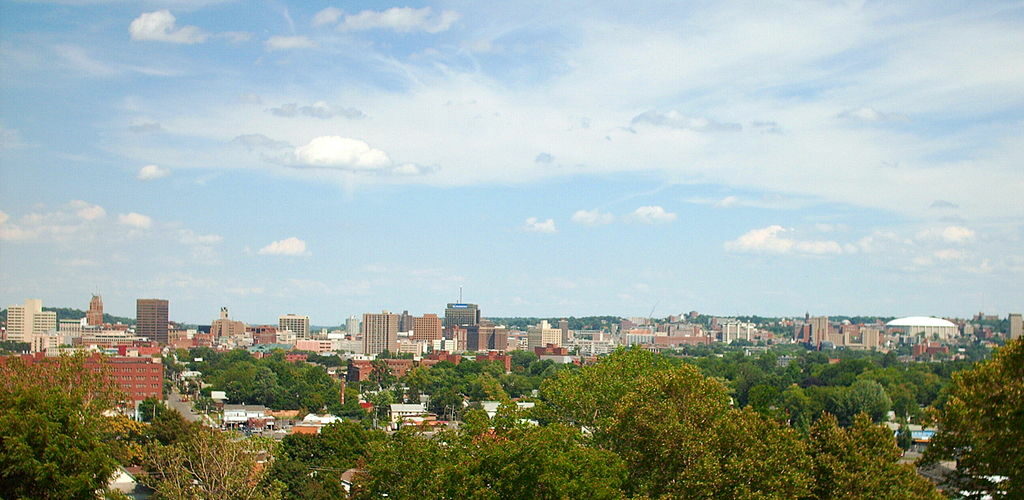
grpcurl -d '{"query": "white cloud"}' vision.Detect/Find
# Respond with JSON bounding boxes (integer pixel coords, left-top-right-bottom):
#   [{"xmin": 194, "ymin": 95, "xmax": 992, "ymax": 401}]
[
  {"xmin": 523, "ymin": 217, "xmax": 557, "ymax": 233},
  {"xmin": 178, "ymin": 229, "xmax": 222, "ymax": 245},
  {"xmin": 265, "ymin": 36, "xmax": 317, "ymax": 51},
  {"xmin": 628, "ymin": 206, "xmax": 677, "ymax": 224},
  {"xmin": 130, "ymin": 10, "xmax": 208, "ymax": 44},
  {"xmin": 268, "ymin": 101, "xmax": 364, "ymax": 119},
  {"xmin": 0, "ymin": 124, "xmax": 25, "ymax": 150},
  {"xmin": 118, "ymin": 212, "xmax": 152, "ymax": 229},
  {"xmin": 715, "ymin": 196, "xmax": 739, "ymax": 208},
  {"xmin": 631, "ymin": 110, "xmax": 741, "ymax": 132},
  {"xmin": 725, "ymin": 225, "xmax": 843, "ymax": 255},
  {"xmin": 70, "ymin": 200, "xmax": 106, "ymax": 220},
  {"xmin": 258, "ymin": 236, "xmax": 308, "ymax": 256},
  {"xmin": 312, "ymin": 7, "xmax": 343, "ymax": 26},
  {"xmin": 137, "ymin": 164, "xmax": 170, "ymax": 180},
  {"xmin": 339, "ymin": 7, "xmax": 460, "ymax": 33},
  {"xmin": 917, "ymin": 225, "xmax": 976, "ymax": 243},
  {"xmin": 571, "ymin": 209, "xmax": 615, "ymax": 226},
  {"xmin": 941, "ymin": 226, "xmax": 976, "ymax": 243},
  {"xmin": 838, "ymin": 107, "xmax": 907, "ymax": 122},
  {"xmin": 293, "ymin": 136, "xmax": 391, "ymax": 170},
  {"xmin": 933, "ymin": 249, "xmax": 966, "ymax": 261}
]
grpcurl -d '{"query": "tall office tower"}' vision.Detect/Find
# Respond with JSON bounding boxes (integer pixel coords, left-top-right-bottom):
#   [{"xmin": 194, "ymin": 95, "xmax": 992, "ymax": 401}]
[
  {"xmin": 398, "ymin": 310, "xmax": 413, "ymax": 332},
  {"xmin": 363, "ymin": 311, "xmax": 399, "ymax": 356},
  {"xmin": 87, "ymin": 294, "xmax": 104, "ymax": 326},
  {"xmin": 809, "ymin": 316, "xmax": 830, "ymax": 347},
  {"xmin": 412, "ymin": 314, "xmax": 443, "ymax": 342},
  {"xmin": 1010, "ymin": 313, "xmax": 1023, "ymax": 340},
  {"xmin": 278, "ymin": 314, "xmax": 311, "ymax": 340},
  {"xmin": 345, "ymin": 316, "xmax": 360, "ymax": 336},
  {"xmin": 444, "ymin": 303, "xmax": 480, "ymax": 328},
  {"xmin": 5, "ymin": 299, "xmax": 57, "ymax": 343},
  {"xmin": 137, "ymin": 298, "xmax": 170, "ymax": 344},
  {"xmin": 211, "ymin": 307, "xmax": 246, "ymax": 339},
  {"xmin": 466, "ymin": 320, "xmax": 507, "ymax": 352},
  {"xmin": 558, "ymin": 318, "xmax": 570, "ymax": 344}
]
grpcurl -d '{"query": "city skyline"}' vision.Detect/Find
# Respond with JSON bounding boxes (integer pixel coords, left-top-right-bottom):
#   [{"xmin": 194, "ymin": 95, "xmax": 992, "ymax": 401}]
[{"xmin": 2, "ymin": 1, "xmax": 1023, "ymax": 323}]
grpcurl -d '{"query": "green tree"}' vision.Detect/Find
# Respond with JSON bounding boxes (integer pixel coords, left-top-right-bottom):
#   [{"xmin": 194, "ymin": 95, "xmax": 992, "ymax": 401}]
[
  {"xmin": 143, "ymin": 428, "xmax": 282, "ymax": 499},
  {"xmin": 808, "ymin": 413, "xmax": 941, "ymax": 499},
  {"xmin": 608, "ymin": 365, "xmax": 813, "ymax": 498},
  {"xmin": 923, "ymin": 338, "xmax": 1024, "ymax": 497},
  {"xmin": 0, "ymin": 353, "xmax": 124, "ymax": 499},
  {"xmin": 269, "ymin": 421, "xmax": 384, "ymax": 499}
]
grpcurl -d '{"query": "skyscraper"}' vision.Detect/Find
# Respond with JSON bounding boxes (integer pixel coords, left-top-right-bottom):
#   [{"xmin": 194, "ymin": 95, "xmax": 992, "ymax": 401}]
[
  {"xmin": 412, "ymin": 314, "xmax": 442, "ymax": 342},
  {"xmin": 345, "ymin": 316, "xmax": 360, "ymax": 336},
  {"xmin": 136, "ymin": 299, "xmax": 169, "ymax": 344},
  {"xmin": 211, "ymin": 307, "xmax": 246, "ymax": 339},
  {"xmin": 278, "ymin": 314, "xmax": 310, "ymax": 340},
  {"xmin": 444, "ymin": 303, "xmax": 480, "ymax": 328},
  {"xmin": 5, "ymin": 299, "xmax": 56, "ymax": 343},
  {"xmin": 363, "ymin": 311, "xmax": 399, "ymax": 356},
  {"xmin": 86, "ymin": 294, "xmax": 103, "ymax": 326},
  {"xmin": 1010, "ymin": 313, "xmax": 1023, "ymax": 340}
]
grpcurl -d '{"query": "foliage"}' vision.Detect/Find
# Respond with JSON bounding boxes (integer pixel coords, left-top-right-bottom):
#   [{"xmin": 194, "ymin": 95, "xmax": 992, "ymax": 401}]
[
  {"xmin": 0, "ymin": 353, "xmax": 124, "ymax": 499},
  {"xmin": 143, "ymin": 428, "xmax": 282, "ymax": 500},
  {"xmin": 267, "ymin": 421, "xmax": 384, "ymax": 499},
  {"xmin": 353, "ymin": 424, "xmax": 627, "ymax": 499},
  {"xmin": 607, "ymin": 365, "xmax": 813, "ymax": 498},
  {"xmin": 540, "ymin": 347, "xmax": 677, "ymax": 432},
  {"xmin": 923, "ymin": 338, "xmax": 1024, "ymax": 498},
  {"xmin": 0, "ymin": 340, "xmax": 30, "ymax": 354},
  {"xmin": 808, "ymin": 413, "xmax": 942, "ymax": 499}
]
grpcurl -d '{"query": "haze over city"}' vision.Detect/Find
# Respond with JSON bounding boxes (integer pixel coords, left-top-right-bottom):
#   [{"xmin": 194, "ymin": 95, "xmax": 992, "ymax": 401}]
[{"xmin": 2, "ymin": 1, "xmax": 1023, "ymax": 323}]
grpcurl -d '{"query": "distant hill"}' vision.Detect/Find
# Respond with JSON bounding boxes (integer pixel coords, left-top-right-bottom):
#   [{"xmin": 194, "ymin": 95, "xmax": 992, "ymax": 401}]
[{"xmin": 0, "ymin": 307, "xmax": 134, "ymax": 325}]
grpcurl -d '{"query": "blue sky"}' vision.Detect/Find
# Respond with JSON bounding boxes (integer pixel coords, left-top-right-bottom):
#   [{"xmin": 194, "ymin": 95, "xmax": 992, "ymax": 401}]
[{"xmin": 1, "ymin": 0, "xmax": 1022, "ymax": 324}]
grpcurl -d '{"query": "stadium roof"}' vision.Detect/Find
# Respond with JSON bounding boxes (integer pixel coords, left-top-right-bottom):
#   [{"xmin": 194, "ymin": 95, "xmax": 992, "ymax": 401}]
[{"xmin": 886, "ymin": 316, "xmax": 957, "ymax": 328}]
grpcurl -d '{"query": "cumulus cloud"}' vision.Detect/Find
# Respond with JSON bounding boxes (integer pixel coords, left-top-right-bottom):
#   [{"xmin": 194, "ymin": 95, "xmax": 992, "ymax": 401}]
[
  {"xmin": 130, "ymin": 10, "xmax": 208, "ymax": 44},
  {"xmin": 917, "ymin": 225, "xmax": 976, "ymax": 243},
  {"xmin": 312, "ymin": 7, "xmax": 343, "ymax": 26},
  {"xmin": 231, "ymin": 134, "xmax": 291, "ymax": 151},
  {"xmin": 725, "ymin": 225, "xmax": 843, "ymax": 255},
  {"xmin": 929, "ymin": 200, "xmax": 960, "ymax": 209},
  {"xmin": 117, "ymin": 212, "xmax": 152, "ymax": 229},
  {"xmin": 838, "ymin": 107, "xmax": 908, "ymax": 123},
  {"xmin": 631, "ymin": 110, "xmax": 741, "ymax": 132},
  {"xmin": 628, "ymin": 206, "xmax": 677, "ymax": 224},
  {"xmin": 571, "ymin": 209, "xmax": 615, "ymax": 226},
  {"xmin": 523, "ymin": 217, "xmax": 557, "ymax": 233},
  {"xmin": 137, "ymin": 164, "xmax": 170, "ymax": 180},
  {"xmin": 70, "ymin": 200, "xmax": 105, "ymax": 220},
  {"xmin": 128, "ymin": 122, "xmax": 162, "ymax": 133},
  {"xmin": 535, "ymin": 152, "xmax": 554, "ymax": 164},
  {"xmin": 338, "ymin": 7, "xmax": 460, "ymax": 33},
  {"xmin": 268, "ymin": 101, "xmax": 365, "ymax": 119},
  {"xmin": 265, "ymin": 36, "xmax": 317, "ymax": 50},
  {"xmin": 258, "ymin": 236, "xmax": 308, "ymax": 256},
  {"xmin": 178, "ymin": 229, "xmax": 222, "ymax": 245},
  {"xmin": 293, "ymin": 136, "xmax": 391, "ymax": 170}
]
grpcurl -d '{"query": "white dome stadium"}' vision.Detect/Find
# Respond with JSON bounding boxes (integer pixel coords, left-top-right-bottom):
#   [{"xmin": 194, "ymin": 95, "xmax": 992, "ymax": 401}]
[{"xmin": 886, "ymin": 316, "xmax": 957, "ymax": 328}]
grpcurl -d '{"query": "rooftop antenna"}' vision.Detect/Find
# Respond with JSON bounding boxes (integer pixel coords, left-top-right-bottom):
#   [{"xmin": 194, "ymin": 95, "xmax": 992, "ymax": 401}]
[{"xmin": 459, "ymin": 286, "xmax": 463, "ymax": 303}]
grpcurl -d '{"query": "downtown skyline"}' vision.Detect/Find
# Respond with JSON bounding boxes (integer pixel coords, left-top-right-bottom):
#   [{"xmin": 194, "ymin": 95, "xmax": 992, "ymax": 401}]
[{"xmin": 1, "ymin": 1, "xmax": 1023, "ymax": 323}]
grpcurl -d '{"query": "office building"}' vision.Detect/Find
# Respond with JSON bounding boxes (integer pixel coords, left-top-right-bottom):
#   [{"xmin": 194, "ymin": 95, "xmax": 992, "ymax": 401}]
[
  {"xmin": 136, "ymin": 299, "xmax": 169, "ymax": 344},
  {"xmin": 467, "ymin": 320, "xmax": 508, "ymax": 352},
  {"xmin": 278, "ymin": 314, "xmax": 310, "ymax": 340},
  {"xmin": 345, "ymin": 316, "xmax": 360, "ymax": 335},
  {"xmin": 6, "ymin": 299, "xmax": 57, "ymax": 343},
  {"xmin": 87, "ymin": 294, "xmax": 104, "ymax": 326},
  {"xmin": 1008, "ymin": 313, "xmax": 1022, "ymax": 340},
  {"xmin": 558, "ymin": 319, "xmax": 570, "ymax": 344},
  {"xmin": 363, "ymin": 311, "xmax": 399, "ymax": 356},
  {"xmin": 211, "ymin": 307, "xmax": 246, "ymax": 339},
  {"xmin": 412, "ymin": 314, "xmax": 443, "ymax": 342},
  {"xmin": 444, "ymin": 303, "xmax": 480, "ymax": 328},
  {"xmin": 527, "ymin": 320, "xmax": 562, "ymax": 349}
]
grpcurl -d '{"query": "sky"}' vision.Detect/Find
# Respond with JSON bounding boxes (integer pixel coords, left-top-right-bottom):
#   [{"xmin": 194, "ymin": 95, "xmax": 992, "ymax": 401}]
[{"xmin": 1, "ymin": 0, "xmax": 1023, "ymax": 325}]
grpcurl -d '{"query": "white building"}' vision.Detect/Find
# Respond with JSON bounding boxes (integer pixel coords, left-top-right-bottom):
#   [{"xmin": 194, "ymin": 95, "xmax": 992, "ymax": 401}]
[
  {"xmin": 278, "ymin": 314, "xmax": 310, "ymax": 340},
  {"xmin": 886, "ymin": 317, "xmax": 959, "ymax": 343},
  {"xmin": 222, "ymin": 404, "xmax": 274, "ymax": 428},
  {"xmin": 388, "ymin": 403, "xmax": 428, "ymax": 429},
  {"xmin": 527, "ymin": 320, "xmax": 562, "ymax": 349},
  {"xmin": 5, "ymin": 299, "xmax": 57, "ymax": 343}
]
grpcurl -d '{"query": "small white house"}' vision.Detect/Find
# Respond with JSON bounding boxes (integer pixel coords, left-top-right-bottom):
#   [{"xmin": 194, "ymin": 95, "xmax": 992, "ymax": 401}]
[{"xmin": 222, "ymin": 404, "xmax": 274, "ymax": 428}]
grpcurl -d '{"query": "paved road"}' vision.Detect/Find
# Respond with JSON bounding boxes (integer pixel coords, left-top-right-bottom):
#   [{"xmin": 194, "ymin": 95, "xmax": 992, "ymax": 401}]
[{"xmin": 166, "ymin": 386, "xmax": 207, "ymax": 424}]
